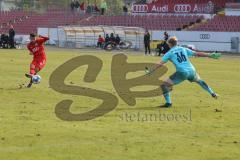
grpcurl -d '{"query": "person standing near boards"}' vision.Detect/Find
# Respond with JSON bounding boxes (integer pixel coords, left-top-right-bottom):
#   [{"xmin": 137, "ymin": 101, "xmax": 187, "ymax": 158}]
[{"xmin": 144, "ymin": 31, "xmax": 151, "ymax": 55}]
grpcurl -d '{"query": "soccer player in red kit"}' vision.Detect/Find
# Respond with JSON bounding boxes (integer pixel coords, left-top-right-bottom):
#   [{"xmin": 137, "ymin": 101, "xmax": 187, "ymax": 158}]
[{"xmin": 25, "ymin": 33, "xmax": 49, "ymax": 88}]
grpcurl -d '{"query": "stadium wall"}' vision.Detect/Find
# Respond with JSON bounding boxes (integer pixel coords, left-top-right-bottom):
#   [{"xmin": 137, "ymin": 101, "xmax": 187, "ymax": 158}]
[
  {"xmin": 152, "ymin": 31, "xmax": 240, "ymax": 52},
  {"xmin": 38, "ymin": 28, "xmax": 58, "ymax": 45},
  {"xmin": 225, "ymin": 8, "xmax": 240, "ymax": 16},
  {"xmin": 35, "ymin": 28, "xmax": 239, "ymax": 53}
]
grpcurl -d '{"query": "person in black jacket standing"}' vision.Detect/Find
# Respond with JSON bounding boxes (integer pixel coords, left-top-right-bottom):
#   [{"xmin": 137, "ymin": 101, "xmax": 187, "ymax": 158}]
[
  {"xmin": 144, "ymin": 31, "xmax": 151, "ymax": 55},
  {"xmin": 9, "ymin": 25, "xmax": 15, "ymax": 49}
]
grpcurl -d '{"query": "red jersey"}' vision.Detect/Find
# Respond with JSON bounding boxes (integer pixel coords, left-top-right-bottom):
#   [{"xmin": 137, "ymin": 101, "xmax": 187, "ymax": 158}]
[
  {"xmin": 98, "ymin": 37, "xmax": 105, "ymax": 43},
  {"xmin": 27, "ymin": 36, "xmax": 49, "ymax": 60}
]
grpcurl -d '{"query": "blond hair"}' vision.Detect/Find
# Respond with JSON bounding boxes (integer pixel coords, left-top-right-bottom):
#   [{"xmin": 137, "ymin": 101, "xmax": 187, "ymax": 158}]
[{"xmin": 167, "ymin": 36, "xmax": 178, "ymax": 47}]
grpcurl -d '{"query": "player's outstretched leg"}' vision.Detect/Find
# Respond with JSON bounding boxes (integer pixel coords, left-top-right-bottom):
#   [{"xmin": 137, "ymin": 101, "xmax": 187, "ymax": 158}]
[
  {"xmin": 25, "ymin": 73, "xmax": 33, "ymax": 88},
  {"xmin": 195, "ymin": 79, "xmax": 218, "ymax": 99},
  {"xmin": 26, "ymin": 77, "xmax": 33, "ymax": 88},
  {"xmin": 25, "ymin": 66, "xmax": 40, "ymax": 88},
  {"xmin": 25, "ymin": 64, "xmax": 35, "ymax": 88}
]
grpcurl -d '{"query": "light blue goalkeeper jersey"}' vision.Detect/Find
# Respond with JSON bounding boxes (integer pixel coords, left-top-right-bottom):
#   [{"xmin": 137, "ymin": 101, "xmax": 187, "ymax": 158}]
[{"xmin": 162, "ymin": 46, "xmax": 196, "ymax": 73}]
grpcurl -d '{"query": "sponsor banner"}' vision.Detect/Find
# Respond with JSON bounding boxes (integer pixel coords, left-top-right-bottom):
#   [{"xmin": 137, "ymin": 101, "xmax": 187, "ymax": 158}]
[
  {"xmin": 199, "ymin": 33, "xmax": 211, "ymax": 40},
  {"xmin": 132, "ymin": 1, "xmax": 215, "ymax": 14}
]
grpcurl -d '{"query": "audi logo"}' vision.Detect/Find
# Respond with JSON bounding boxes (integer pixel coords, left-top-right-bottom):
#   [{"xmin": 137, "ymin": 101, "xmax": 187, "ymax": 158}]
[
  {"xmin": 132, "ymin": 4, "xmax": 148, "ymax": 13},
  {"xmin": 174, "ymin": 4, "xmax": 191, "ymax": 13},
  {"xmin": 200, "ymin": 34, "xmax": 211, "ymax": 39}
]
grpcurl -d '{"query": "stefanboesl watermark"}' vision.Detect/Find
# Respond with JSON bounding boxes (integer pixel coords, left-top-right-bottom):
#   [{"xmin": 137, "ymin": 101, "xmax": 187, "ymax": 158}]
[{"xmin": 119, "ymin": 109, "xmax": 192, "ymax": 122}]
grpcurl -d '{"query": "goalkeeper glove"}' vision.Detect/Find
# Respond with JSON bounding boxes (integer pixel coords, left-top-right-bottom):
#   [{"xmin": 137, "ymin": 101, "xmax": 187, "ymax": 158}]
[{"xmin": 210, "ymin": 52, "xmax": 222, "ymax": 59}]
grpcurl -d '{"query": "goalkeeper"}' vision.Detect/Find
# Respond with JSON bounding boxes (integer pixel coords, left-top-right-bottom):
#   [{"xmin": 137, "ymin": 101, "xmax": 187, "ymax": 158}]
[{"xmin": 146, "ymin": 36, "xmax": 221, "ymax": 107}]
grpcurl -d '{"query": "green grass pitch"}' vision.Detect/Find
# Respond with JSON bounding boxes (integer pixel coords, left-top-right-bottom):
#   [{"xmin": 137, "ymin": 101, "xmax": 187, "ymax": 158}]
[{"xmin": 0, "ymin": 47, "xmax": 240, "ymax": 160}]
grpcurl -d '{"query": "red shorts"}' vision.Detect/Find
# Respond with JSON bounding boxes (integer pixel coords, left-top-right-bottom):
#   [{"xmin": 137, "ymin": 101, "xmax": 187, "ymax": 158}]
[{"xmin": 30, "ymin": 58, "xmax": 46, "ymax": 72}]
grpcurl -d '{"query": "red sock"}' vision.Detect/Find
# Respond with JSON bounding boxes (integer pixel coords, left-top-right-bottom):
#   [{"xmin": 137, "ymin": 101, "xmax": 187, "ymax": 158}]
[{"xmin": 30, "ymin": 68, "xmax": 36, "ymax": 75}]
